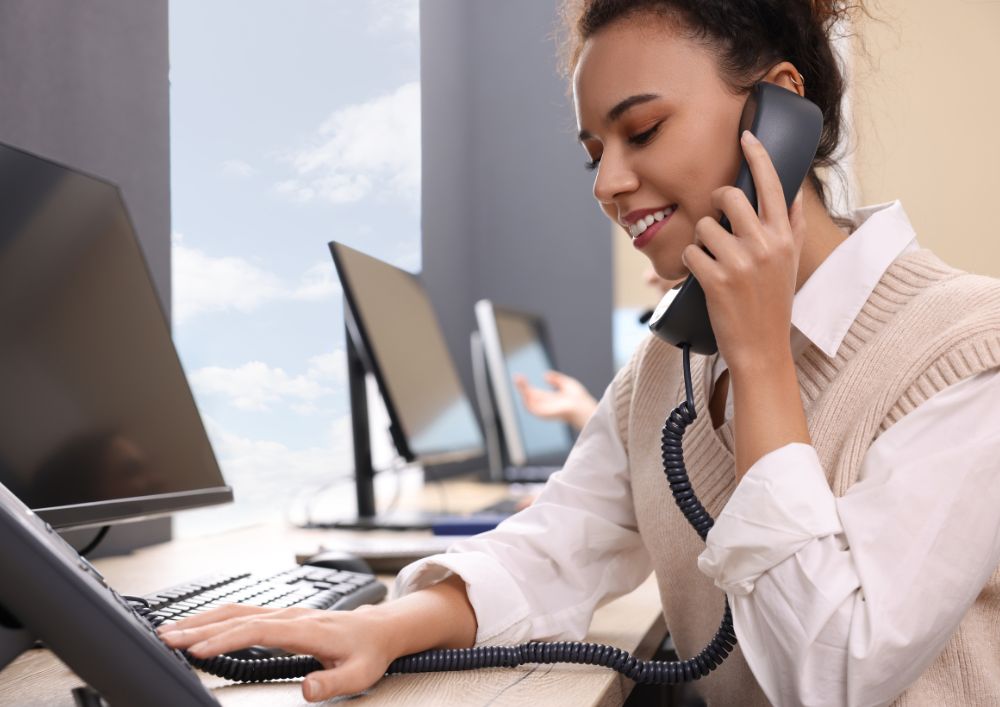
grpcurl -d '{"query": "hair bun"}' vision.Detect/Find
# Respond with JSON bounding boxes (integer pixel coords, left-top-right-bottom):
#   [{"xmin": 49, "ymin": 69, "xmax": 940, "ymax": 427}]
[{"xmin": 810, "ymin": 0, "xmax": 862, "ymax": 29}]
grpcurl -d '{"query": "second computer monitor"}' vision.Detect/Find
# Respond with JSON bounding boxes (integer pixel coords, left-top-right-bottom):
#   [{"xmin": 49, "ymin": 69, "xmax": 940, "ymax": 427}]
[
  {"xmin": 329, "ymin": 242, "xmax": 485, "ymax": 471},
  {"xmin": 474, "ymin": 300, "xmax": 575, "ymax": 468}
]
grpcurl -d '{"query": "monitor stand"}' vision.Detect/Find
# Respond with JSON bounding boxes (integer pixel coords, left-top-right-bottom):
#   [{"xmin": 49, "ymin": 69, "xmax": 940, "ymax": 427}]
[{"xmin": 324, "ymin": 320, "xmax": 444, "ymax": 531}]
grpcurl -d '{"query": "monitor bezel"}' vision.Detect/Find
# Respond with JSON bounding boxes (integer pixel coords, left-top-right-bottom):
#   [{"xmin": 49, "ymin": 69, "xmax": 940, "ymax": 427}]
[
  {"xmin": 0, "ymin": 140, "xmax": 233, "ymax": 530},
  {"xmin": 473, "ymin": 299, "xmax": 575, "ymax": 468},
  {"xmin": 36, "ymin": 487, "xmax": 234, "ymax": 531}
]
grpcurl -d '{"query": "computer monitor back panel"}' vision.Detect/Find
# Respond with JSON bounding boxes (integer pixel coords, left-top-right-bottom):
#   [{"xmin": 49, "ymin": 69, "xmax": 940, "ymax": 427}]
[
  {"xmin": 475, "ymin": 301, "xmax": 574, "ymax": 467},
  {"xmin": 330, "ymin": 242, "xmax": 484, "ymax": 467},
  {"xmin": 0, "ymin": 143, "xmax": 231, "ymax": 528}
]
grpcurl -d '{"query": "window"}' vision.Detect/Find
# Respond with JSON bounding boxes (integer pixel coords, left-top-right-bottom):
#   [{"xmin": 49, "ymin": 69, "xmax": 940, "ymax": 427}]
[{"xmin": 168, "ymin": 0, "xmax": 420, "ymax": 535}]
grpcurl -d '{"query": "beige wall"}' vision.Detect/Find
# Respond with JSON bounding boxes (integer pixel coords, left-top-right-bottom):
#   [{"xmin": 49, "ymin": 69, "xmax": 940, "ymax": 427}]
[
  {"xmin": 614, "ymin": 2, "xmax": 1000, "ymax": 310},
  {"xmin": 852, "ymin": 0, "xmax": 1000, "ymax": 276},
  {"xmin": 614, "ymin": 225, "xmax": 662, "ymax": 310}
]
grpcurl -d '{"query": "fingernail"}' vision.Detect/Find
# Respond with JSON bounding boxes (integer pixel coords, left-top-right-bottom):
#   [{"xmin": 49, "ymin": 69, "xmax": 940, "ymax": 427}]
[
  {"xmin": 742, "ymin": 130, "xmax": 759, "ymax": 145},
  {"xmin": 303, "ymin": 678, "xmax": 318, "ymax": 701}
]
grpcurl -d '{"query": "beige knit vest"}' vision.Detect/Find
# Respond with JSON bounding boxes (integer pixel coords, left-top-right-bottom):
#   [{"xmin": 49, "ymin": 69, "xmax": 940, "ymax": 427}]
[{"xmin": 614, "ymin": 250, "xmax": 1000, "ymax": 705}]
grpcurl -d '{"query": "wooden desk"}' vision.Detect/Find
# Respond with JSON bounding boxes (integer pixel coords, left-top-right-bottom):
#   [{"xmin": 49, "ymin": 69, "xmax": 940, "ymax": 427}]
[{"xmin": 0, "ymin": 482, "xmax": 666, "ymax": 706}]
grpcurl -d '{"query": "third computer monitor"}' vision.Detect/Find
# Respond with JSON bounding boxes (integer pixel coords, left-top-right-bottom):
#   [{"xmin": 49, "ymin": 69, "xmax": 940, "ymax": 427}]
[{"xmin": 474, "ymin": 300, "xmax": 575, "ymax": 469}]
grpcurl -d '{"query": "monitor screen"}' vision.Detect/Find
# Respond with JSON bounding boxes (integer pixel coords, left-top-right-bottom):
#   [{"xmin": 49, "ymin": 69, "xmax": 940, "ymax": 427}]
[
  {"xmin": 475, "ymin": 301, "xmax": 574, "ymax": 467},
  {"xmin": 0, "ymin": 142, "xmax": 232, "ymax": 529},
  {"xmin": 329, "ymin": 242, "xmax": 484, "ymax": 467}
]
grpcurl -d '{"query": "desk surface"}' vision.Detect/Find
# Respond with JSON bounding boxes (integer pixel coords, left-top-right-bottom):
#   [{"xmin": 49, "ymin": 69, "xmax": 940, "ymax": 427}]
[{"xmin": 0, "ymin": 481, "xmax": 666, "ymax": 706}]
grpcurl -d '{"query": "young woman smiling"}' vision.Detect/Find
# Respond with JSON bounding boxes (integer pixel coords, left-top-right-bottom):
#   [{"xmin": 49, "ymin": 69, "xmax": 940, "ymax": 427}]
[{"xmin": 161, "ymin": 2, "xmax": 1000, "ymax": 704}]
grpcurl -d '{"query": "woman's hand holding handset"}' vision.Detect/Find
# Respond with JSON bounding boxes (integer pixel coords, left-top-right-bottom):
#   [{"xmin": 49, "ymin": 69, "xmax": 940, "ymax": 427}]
[
  {"xmin": 158, "ymin": 574, "xmax": 477, "ymax": 702},
  {"xmin": 681, "ymin": 130, "xmax": 811, "ymax": 478},
  {"xmin": 682, "ymin": 130, "xmax": 804, "ymax": 374}
]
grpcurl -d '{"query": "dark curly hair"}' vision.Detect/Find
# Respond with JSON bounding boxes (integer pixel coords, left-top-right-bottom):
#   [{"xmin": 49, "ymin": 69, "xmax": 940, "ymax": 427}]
[{"xmin": 559, "ymin": 0, "xmax": 867, "ymax": 208}]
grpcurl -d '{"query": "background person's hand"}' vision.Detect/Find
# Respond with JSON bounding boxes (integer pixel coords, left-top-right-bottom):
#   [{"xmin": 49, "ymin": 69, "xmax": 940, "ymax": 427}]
[{"xmin": 514, "ymin": 370, "xmax": 597, "ymax": 431}]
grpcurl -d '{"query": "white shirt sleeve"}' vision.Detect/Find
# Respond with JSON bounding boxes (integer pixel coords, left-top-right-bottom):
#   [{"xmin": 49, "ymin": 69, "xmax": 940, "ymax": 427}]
[
  {"xmin": 698, "ymin": 368, "xmax": 1000, "ymax": 707},
  {"xmin": 395, "ymin": 382, "xmax": 652, "ymax": 646}
]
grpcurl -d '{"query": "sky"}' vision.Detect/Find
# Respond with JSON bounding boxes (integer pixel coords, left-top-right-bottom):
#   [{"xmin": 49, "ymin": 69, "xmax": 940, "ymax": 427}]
[{"xmin": 168, "ymin": 0, "xmax": 420, "ymax": 534}]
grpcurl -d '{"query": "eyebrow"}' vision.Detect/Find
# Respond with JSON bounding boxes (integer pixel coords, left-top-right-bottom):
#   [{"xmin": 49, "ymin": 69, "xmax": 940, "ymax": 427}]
[{"xmin": 577, "ymin": 93, "xmax": 660, "ymax": 141}]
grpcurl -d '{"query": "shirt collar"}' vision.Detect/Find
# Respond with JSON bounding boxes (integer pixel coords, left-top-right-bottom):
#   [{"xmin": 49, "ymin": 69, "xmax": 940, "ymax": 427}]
[{"xmin": 791, "ymin": 200, "xmax": 918, "ymax": 358}]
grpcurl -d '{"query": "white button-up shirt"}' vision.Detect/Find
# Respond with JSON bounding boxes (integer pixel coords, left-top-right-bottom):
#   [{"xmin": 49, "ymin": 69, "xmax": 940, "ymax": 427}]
[{"xmin": 396, "ymin": 201, "xmax": 1000, "ymax": 706}]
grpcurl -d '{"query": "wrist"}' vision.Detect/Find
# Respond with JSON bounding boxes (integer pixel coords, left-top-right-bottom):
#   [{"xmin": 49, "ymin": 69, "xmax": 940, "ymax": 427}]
[
  {"xmin": 360, "ymin": 601, "xmax": 410, "ymax": 663},
  {"xmin": 372, "ymin": 575, "xmax": 477, "ymax": 658}
]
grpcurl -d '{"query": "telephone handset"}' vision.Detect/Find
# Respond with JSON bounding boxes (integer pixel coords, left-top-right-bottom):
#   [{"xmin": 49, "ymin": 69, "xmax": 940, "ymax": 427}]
[{"xmin": 649, "ymin": 81, "xmax": 824, "ymax": 356}]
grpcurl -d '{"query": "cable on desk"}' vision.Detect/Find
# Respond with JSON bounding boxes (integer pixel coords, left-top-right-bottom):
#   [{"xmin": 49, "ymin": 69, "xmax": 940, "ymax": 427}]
[{"xmin": 76, "ymin": 525, "xmax": 110, "ymax": 557}]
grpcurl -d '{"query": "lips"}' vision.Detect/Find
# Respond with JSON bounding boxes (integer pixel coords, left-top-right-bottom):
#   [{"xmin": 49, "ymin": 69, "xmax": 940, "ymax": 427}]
[
  {"xmin": 625, "ymin": 205, "xmax": 677, "ymax": 239},
  {"xmin": 624, "ymin": 205, "xmax": 677, "ymax": 250}
]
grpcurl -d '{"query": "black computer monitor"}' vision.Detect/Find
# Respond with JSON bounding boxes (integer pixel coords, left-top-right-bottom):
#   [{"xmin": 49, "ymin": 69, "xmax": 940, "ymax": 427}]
[
  {"xmin": 328, "ymin": 241, "xmax": 485, "ymax": 529},
  {"xmin": 0, "ymin": 142, "xmax": 232, "ymax": 530},
  {"xmin": 473, "ymin": 300, "xmax": 575, "ymax": 473}
]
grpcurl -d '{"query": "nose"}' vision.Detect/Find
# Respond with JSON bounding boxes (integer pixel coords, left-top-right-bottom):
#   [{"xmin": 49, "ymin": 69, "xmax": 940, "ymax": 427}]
[{"xmin": 592, "ymin": 146, "xmax": 639, "ymax": 208}]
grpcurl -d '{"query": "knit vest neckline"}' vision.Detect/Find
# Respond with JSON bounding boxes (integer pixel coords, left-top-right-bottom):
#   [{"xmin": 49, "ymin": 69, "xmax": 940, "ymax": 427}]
[{"xmin": 675, "ymin": 248, "xmax": 961, "ymax": 518}]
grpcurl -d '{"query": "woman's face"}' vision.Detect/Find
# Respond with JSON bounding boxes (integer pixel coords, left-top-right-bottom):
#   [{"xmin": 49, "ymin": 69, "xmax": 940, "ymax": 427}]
[{"xmin": 573, "ymin": 17, "xmax": 747, "ymax": 280}]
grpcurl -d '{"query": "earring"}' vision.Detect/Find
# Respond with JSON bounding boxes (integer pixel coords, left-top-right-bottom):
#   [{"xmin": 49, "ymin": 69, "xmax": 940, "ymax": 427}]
[{"xmin": 790, "ymin": 73, "xmax": 804, "ymax": 87}]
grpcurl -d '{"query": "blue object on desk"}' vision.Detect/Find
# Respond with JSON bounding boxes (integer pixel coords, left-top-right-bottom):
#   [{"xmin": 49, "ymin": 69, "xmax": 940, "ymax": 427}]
[{"xmin": 431, "ymin": 514, "xmax": 508, "ymax": 536}]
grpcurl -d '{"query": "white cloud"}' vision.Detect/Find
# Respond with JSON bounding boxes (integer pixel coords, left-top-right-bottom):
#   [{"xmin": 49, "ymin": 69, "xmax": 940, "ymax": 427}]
[
  {"xmin": 172, "ymin": 233, "xmax": 341, "ymax": 324},
  {"xmin": 202, "ymin": 414, "xmax": 354, "ymax": 490},
  {"xmin": 368, "ymin": 0, "xmax": 419, "ymax": 36},
  {"xmin": 278, "ymin": 81, "xmax": 420, "ymax": 205},
  {"xmin": 291, "ymin": 262, "xmax": 342, "ymax": 301},
  {"xmin": 221, "ymin": 159, "xmax": 257, "ymax": 178},
  {"xmin": 189, "ymin": 351, "xmax": 346, "ymax": 412}
]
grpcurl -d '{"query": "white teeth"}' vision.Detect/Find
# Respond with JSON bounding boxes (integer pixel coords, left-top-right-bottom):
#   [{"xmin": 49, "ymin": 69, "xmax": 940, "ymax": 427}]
[{"xmin": 628, "ymin": 206, "xmax": 676, "ymax": 239}]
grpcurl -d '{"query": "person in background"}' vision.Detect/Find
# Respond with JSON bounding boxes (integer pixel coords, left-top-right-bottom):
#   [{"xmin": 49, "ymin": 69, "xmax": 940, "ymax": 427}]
[{"xmin": 514, "ymin": 267, "xmax": 679, "ymax": 430}]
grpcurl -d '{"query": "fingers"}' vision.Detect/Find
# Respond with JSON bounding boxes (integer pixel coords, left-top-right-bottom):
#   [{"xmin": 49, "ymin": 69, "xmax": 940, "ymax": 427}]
[
  {"xmin": 303, "ymin": 661, "xmax": 373, "ymax": 702},
  {"xmin": 710, "ymin": 186, "xmax": 761, "ymax": 245},
  {"xmin": 681, "ymin": 242, "xmax": 718, "ymax": 287},
  {"xmin": 159, "ymin": 603, "xmax": 274, "ymax": 633},
  {"xmin": 544, "ymin": 370, "xmax": 566, "ymax": 386},
  {"xmin": 162, "ymin": 612, "xmax": 322, "ymax": 658},
  {"xmin": 740, "ymin": 130, "xmax": 786, "ymax": 224}
]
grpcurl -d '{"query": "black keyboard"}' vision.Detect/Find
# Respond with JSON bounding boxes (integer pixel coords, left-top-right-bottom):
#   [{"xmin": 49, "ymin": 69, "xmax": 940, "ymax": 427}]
[
  {"xmin": 503, "ymin": 465, "xmax": 559, "ymax": 483},
  {"xmin": 144, "ymin": 565, "xmax": 388, "ymax": 628},
  {"xmin": 476, "ymin": 497, "xmax": 521, "ymax": 515}
]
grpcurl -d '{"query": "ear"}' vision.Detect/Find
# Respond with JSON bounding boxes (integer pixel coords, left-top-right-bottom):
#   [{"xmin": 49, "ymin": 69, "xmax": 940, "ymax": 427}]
[{"xmin": 761, "ymin": 61, "xmax": 805, "ymax": 98}]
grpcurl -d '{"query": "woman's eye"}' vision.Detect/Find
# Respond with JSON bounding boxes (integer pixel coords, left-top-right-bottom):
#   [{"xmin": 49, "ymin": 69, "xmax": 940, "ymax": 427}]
[
  {"xmin": 629, "ymin": 122, "xmax": 661, "ymax": 146},
  {"xmin": 584, "ymin": 156, "xmax": 601, "ymax": 171}
]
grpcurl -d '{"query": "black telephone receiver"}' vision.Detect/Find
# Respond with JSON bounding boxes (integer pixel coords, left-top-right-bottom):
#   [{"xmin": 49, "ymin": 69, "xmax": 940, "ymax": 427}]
[{"xmin": 648, "ymin": 82, "xmax": 823, "ymax": 355}]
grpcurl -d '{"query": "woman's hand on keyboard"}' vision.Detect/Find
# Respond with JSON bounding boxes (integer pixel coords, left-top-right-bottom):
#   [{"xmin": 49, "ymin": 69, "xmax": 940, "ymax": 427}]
[
  {"xmin": 158, "ymin": 603, "xmax": 397, "ymax": 700},
  {"xmin": 158, "ymin": 574, "xmax": 477, "ymax": 702}
]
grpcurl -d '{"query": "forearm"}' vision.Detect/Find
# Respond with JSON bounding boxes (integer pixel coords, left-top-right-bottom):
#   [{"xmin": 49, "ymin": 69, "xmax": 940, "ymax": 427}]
[
  {"xmin": 730, "ymin": 349, "xmax": 811, "ymax": 480},
  {"xmin": 374, "ymin": 574, "xmax": 477, "ymax": 658}
]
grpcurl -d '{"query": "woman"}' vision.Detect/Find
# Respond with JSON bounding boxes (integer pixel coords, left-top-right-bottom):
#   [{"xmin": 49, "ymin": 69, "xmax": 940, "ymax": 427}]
[{"xmin": 160, "ymin": 2, "xmax": 1000, "ymax": 704}]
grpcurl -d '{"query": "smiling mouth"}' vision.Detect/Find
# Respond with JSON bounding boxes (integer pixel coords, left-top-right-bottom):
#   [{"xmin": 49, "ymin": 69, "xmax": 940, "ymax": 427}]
[{"xmin": 628, "ymin": 205, "xmax": 677, "ymax": 240}]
